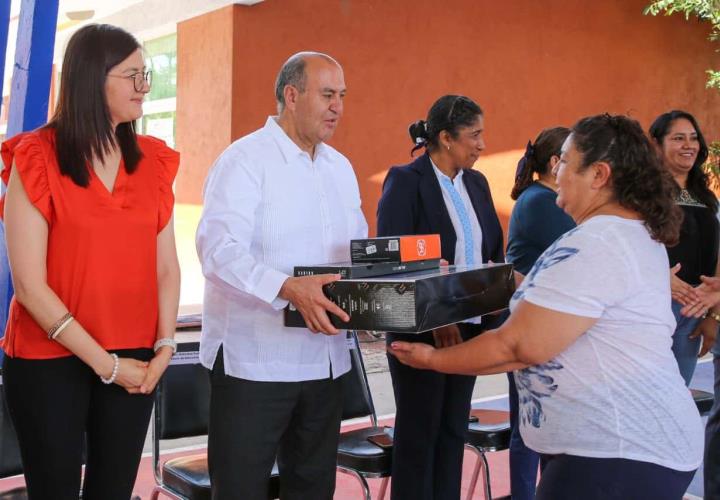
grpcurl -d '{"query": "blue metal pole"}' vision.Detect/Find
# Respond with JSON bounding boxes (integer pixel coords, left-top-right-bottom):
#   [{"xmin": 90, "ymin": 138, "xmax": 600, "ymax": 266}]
[
  {"xmin": 6, "ymin": 0, "xmax": 59, "ymax": 136},
  {"xmin": 0, "ymin": 0, "xmax": 12, "ymax": 346},
  {"xmin": 0, "ymin": 0, "xmax": 11, "ymax": 118},
  {"xmin": 1, "ymin": 0, "xmax": 59, "ymax": 354}
]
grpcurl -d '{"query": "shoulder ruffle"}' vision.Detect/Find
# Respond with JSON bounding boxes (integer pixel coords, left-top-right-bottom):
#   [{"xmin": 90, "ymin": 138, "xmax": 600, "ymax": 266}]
[
  {"xmin": 140, "ymin": 136, "xmax": 179, "ymax": 232},
  {"xmin": 0, "ymin": 131, "xmax": 53, "ymax": 222}
]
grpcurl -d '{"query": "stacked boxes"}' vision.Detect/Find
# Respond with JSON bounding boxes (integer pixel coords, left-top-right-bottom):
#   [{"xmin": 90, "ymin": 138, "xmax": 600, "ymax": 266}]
[
  {"xmin": 283, "ymin": 234, "xmax": 514, "ymax": 333},
  {"xmin": 350, "ymin": 235, "xmax": 441, "ymax": 264},
  {"xmin": 293, "ymin": 259, "xmax": 441, "ymax": 280},
  {"xmin": 284, "ymin": 263, "xmax": 515, "ymax": 333},
  {"xmin": 294, "ymin": 235, "xmax": 443, "ymax": 280}
]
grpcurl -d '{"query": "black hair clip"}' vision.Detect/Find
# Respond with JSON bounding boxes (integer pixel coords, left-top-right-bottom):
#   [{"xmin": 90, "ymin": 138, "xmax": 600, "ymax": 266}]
[{"xmin": 514, "ymin": 140, "xmax": 534, "ymax": 180}]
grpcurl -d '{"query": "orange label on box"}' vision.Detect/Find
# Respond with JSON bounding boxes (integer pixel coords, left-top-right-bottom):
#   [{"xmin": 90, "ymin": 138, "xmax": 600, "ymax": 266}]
[{"xmin": 399, "ymin": 234, "xmax": 441, "ymax": 262}]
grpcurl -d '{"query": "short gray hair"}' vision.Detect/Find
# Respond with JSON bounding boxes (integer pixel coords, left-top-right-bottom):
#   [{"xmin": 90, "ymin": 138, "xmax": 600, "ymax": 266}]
[{"xmin": 274, "ymin": 52, "xmax": 340, "ymax": 113}]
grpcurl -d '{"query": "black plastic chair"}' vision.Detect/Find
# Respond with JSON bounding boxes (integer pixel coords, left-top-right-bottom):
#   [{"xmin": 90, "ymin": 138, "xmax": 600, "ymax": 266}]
[
  {"xmin": 336, "ymin": 332, "xmax": 392, "ymax": 500},
  {"xmin": 0, "ymin": 379, "xmax": 26, "ymax": 500},
  {"xmin": 149, "ymin": 349, "xmax": 279, "ymax": 499},
  {"xmin": 691, "ymin": 388, "xmax": 714, "ymax": 416},
  {"xmin": 464, "ymin": 409, "xmax": 511, "ymax": 500}
]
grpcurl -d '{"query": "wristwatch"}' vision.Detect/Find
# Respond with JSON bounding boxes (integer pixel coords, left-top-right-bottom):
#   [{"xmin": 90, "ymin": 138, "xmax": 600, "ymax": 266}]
[
  {"xmin": 154, "ymin": 338, "xmax": 178, "ymax": 354},
  {"xmin": 707, "ymin": 311, "xmax": 720, "ymax": 324}
]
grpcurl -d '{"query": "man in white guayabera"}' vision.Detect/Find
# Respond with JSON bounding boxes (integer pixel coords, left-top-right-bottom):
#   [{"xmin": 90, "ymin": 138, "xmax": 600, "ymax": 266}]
[{"xmin": 196, "ymin": 52, "xmax": 368, "ymax": 499}]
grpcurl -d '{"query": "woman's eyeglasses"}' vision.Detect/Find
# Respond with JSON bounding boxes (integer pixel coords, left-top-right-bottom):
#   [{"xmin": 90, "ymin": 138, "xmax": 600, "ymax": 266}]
[{"xmin": 107, "ymin": 70, "xmax": 152, "ymax": 92}]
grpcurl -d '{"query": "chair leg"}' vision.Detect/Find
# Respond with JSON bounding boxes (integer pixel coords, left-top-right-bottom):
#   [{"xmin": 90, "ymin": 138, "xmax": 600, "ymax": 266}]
[
  {"xmin": 377, "ymin": 476, "xmax": 390, "ymax": 500},
  {"xmin": 465, "ymin": 444, "xmax": 481, "ymax": 500},
  {"xmin": 150, "ymin": 486, "xmax": 185, "ymax": 500},
  {"xmin": 479, "ymin": 451, "xmax": 492, "ymax": 500},
  {"xmin": 337, "ymin": 467, "xmax": 372, "ymax": 500},
  {"xmin": 465, "ymin": 444, "xmax": 493, "ymax": 500}
]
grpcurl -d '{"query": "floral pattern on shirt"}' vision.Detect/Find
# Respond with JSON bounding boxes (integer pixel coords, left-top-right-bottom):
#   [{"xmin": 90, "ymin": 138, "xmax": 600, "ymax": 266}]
[
  {"xmin": 512, "ymin": 227, "xmax": 580, "ymax": 303},
  {"xmin": 512, "ymin": 227, "xmax": 580, "ymax": 428},
  {"xmin": 515, "ymin": 360, "xmax": 564, "ymax": 428}
]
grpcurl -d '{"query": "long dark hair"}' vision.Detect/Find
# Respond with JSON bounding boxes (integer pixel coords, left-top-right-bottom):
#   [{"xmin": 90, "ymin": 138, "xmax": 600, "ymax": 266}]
[
  {"xmin": 48, "ymin": 24, "xmax": 143, "ymax": 187},
  {"xmin": 571, "ymin": 114, "xmax": 682, "ymax": 246},
  {"xmin": 408, "ymin": 95, "xmax": 482, "ymax": 155},
  {"xmin": 511, "ymin": 126, "xmax": 570, "ymax": 200},
  {"xmin": 648, "ymin": 110, "xmax": 717, "ymax": 212}
]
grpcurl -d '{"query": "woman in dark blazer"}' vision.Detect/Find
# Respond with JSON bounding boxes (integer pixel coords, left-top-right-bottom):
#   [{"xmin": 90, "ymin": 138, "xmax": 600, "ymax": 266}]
[{"xmin": 377, "ymin": 95, "xmax": 505, "ymax": 500}]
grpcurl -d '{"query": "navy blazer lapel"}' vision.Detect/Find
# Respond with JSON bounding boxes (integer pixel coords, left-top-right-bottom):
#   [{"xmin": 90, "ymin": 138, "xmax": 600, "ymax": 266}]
[{"xmin": 414, "ymin": 154, "xmax": 457, "ymax": 262}]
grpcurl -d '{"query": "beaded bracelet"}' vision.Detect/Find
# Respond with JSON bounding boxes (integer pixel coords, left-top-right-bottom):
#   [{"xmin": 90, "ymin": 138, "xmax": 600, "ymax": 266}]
[
  {"xmin": 100, "ymin": 354, "xmax": 120, "ymax": 385},
  {"xmin": 47, "ymin": 312, "xmax": 73, "ymax": 340}
]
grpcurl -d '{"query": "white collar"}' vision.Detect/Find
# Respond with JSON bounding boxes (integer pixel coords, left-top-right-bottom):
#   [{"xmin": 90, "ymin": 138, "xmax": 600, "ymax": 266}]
[
  {"xmin": 430, "ymin": 157, "xmax": 464, "ymax": 184},
  {"xmin": 264, "ymin": 116, "xmax": 327, "ymax": 163}
]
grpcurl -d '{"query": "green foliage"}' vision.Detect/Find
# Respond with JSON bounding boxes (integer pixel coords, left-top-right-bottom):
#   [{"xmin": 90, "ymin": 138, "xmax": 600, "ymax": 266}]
[
  {"xmin": 644, "ymin": 0, "xmax": 720, "ymax": 36},
  {"xmin": 707, "ymin": 141, "xmax": 720, "ymax": 190},
  {"xmin": 645, "ymin": 1, "xmax": 720, "ymax": 186},
  {"xmin": 644, "ymin": 0, "xmax": 720, "ymax": 90},
  {"xmin": 708, "ymin": 69, "xmax": 720, "ymax": 88}
]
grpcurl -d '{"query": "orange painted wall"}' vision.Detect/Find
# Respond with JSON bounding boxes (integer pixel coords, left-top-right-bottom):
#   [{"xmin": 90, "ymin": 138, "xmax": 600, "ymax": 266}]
[
  {"xmin": 176, "ymin": 0, "xmax": 720, "ymax": 238},
  {"xmin": 175, "ymin": 6, "xmax": 235, "ymax": 203}
]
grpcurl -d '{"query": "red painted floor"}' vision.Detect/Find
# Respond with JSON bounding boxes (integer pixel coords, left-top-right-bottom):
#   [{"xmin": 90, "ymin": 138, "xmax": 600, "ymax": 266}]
[
  {"xmin": 0, "ymin": 417, "xmax": 511, "ymax": 499},
  {"xmin": 131, "ymin": 448, "xmax": 509, "ymax": 499}
]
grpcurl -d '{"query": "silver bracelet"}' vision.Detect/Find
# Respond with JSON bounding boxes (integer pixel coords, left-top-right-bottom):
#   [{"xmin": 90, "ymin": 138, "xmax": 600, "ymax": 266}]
[
  {"xmin": 100, "ymin": 354, "xmax": 119, "ymax": 384},
  {"xmin": 153, "ymin": 338, "xmax": 177, "ymax": 354}
]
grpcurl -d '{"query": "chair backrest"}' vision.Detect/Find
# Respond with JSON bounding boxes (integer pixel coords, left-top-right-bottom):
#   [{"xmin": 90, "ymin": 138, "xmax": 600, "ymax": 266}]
[
  {"xmin": 152, "ymin": 347, "xmax": 210, "ymax": 483},
  {"xmin": 0, "ymin": 381, "xmax": 23, "ymax": 479},
  {"xmin": 155, "ymin": 361, "xmax": 211, "ymax": 440},
  {"xmin": 340, "ymin": 332, "xmax": 378, "ymax": 424}
]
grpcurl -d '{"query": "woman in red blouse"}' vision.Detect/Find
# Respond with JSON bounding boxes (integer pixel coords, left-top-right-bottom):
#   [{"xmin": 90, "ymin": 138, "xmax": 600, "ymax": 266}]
[{"xmin": 1, "ymin": 24, "xmax": 180, "ymax": 499}]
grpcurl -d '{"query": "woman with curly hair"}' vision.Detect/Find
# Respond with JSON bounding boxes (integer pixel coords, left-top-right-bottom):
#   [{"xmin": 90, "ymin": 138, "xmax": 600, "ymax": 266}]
[
  {"xmin": 390, "ymin": 114, "xmax": 703, "ymax": 499},
  {"xmin": 649, "ymin": 111, "xmax": 719, "ymax": 386},
  {"xmin": 505, "ymin": 126, "xmax": 574, "ymax": 500}
]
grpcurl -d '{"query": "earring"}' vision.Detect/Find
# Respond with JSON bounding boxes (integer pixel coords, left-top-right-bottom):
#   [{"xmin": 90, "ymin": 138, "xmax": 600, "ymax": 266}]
[{"xmin": 446, "ymin": 145, "xmax": 450, "ymax": 152}]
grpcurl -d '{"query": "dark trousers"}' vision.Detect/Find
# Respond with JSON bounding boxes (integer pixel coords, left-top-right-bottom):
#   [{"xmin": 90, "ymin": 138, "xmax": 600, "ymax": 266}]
[
  {"xmin": 507, "ymin": 372, "xmax": 546, "ymax": 500},
  {"xmin": 386, "ymin": 324, "xmax": 482, "ymax": 500},
  {"xmin": 208, "ymin": 348, "xmax": 344, "ymax": 500},
  {"xmin": 705, "ymin": 354, "xmax": 720, "ymax": 499},
  {"xmin": 536, "ymin": 454, "xmax": 695, "ymax": 500},
  {"xmin": 2, "ymin": 348, "xmax": 155, "ymax": 500}
]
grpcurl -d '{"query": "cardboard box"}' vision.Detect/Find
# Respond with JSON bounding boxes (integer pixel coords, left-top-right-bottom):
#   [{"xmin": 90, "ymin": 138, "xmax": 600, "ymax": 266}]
[
  {"xmin": 284, "ymin": 263, "xmax": 514, "ymax": 333},
  {"xmin": 294, "ymin": 258, "xmax": 440, "ymax": 279},
  {"xmin": 350, "ymin": 235, "xmax": 441, "ymax": 264}
]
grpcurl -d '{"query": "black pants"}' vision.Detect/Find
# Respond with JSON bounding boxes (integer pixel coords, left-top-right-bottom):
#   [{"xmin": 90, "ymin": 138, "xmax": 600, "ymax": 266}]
[
  {"xmin": 208, "ymin": 348, "xmax": 344, "ymax": 500},
  {"xmin": 386, "ymin": 323, "xmax": 483, "ymax": 500},
  {"xmin": 2, "ymin": 348, "xmax": 155, "ymax": 500},
  {"xmin": 536, "ymin": 454, "xmax": 696, "ymax": 500}
]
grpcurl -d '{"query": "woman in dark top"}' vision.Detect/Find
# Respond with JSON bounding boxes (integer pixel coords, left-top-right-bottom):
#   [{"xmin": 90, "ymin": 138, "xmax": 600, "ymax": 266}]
[
  {"xmin": 377, "ymin": 95, "xmax": 505, "ymax": 500},
  {"xmin": 649, "ymin": 110, "xmax": 719, "ymax": 386},
  {"xmin": 506, "ymin": 127, "xmax": 575, "ymax": 272},
  {"xmin": 505, "ymin": 127, "xmax": 575, "ymax": 500}
]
